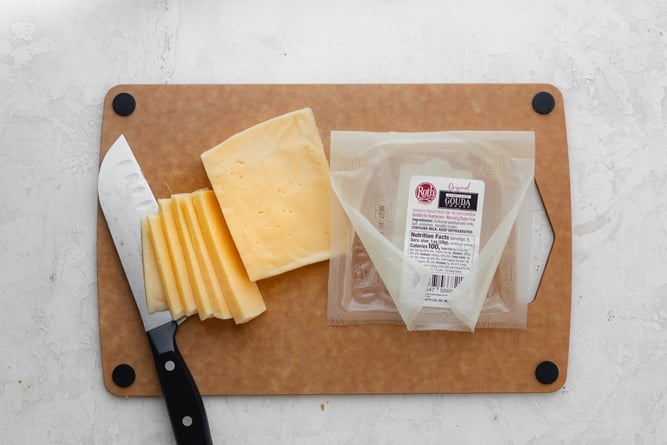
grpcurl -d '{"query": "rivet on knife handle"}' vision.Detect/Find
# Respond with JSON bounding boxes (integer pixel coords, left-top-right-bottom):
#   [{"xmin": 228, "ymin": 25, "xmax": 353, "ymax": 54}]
[{"xmin": 147, "ymin": 321, "xmax": 213, "ymax": 445}]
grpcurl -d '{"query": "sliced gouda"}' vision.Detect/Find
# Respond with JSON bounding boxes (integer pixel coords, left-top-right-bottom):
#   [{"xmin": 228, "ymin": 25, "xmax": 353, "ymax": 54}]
[
  {"xmin": 170, "ymin": 195, "xmax": 214, "ymax": 321},
  {"xmin": 174, "ymin": 193, "xmax": 232, "ymax": 320},
  {"xmin": 158, "ymin": 198, "xmax": 198, "ymax": 316},
  {"xmin": 141, "ymin": 216, "xmax": 168, "ymax": 313},
  {"xmin": 200, "ymin": 108, "xmax": 331, "ymax": 281},
  {"xmin": 146, "ymin": 213, "xmax": 185, "ymax": 319},
  {"xmin": 192, "ymin": 189, "xmax": 266, "ymax": 324}
]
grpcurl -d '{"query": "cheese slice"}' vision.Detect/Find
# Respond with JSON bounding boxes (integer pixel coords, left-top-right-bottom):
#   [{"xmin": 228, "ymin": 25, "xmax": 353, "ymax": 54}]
[
  {"xmin": 158, "ymin": 198, "xmax": 198, "ymax": 316},
  {"xmin": 200, "ymin": 108, "xmax": 331, "ymax": 281},
  {"xmin": 141, "ymin": 216, "xmax": 168, "ymax": 313},
  {"xmin": 192, "ymin": 189, "xmax": 266, "ymax": 323},
  {"xmin": 146, "ymin": 213, "xmax": 185, "ymax": 319},
  {"xmin": 174, "ymin": 193, "xmax": 232, "ymax": 320},
  {"xmin": 170, "ymin": 195, "xmax": 215, "ymax": 321}
]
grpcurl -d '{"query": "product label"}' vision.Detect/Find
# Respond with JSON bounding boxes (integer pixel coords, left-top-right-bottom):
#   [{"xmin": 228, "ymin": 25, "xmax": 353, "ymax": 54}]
[{"xmin": 403, "ymin": 176, "xmax": 485, "ymax": 308}]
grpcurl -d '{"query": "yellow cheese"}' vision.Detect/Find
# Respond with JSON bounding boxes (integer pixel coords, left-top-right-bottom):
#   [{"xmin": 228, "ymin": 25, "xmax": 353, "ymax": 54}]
[
  {"xmin": 141, "ymin": 216, "xmax": 168, "ymax": 313},
  {"xmin": 158, "ymin": 198, "xmax": 198, "ymax": 316},
  {"xmin": 146, "ymin": 213, "xmax": 185, "ymax": 319},
  {"xmin": 174, "ymin": 193, "xmax": 232, "ymax": 320},
  {"xmin": 192, "ymin": 189, "xmax": 266, "ymax": 324},
  {"xmin": 200, "ymin": 108, "xmax": 331, "ymax": 281},
  {"xmin": 170, "ymin": 195, "xmax": 215, "ymax": 321}
]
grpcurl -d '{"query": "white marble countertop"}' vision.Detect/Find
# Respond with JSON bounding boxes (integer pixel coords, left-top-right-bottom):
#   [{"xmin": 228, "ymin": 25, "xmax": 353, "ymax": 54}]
[{"xmin": 2, "ymin": 0, "xmax": 666, "ymax": 443}]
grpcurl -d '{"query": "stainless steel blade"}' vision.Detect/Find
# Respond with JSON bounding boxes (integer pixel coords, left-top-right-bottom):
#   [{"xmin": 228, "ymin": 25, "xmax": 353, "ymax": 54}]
[{"xmin": 98, "ymin": 134, "xmax": 173, "ymax": 332}]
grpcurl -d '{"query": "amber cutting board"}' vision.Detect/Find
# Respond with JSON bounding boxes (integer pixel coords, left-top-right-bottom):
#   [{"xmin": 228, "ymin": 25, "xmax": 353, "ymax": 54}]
[{"xmin": 98, "ymin": 84, "xmax": 571, "ymax": 396}]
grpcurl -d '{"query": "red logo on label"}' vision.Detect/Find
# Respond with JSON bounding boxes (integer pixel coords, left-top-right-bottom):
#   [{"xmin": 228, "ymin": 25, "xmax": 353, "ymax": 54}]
[{"xmin": 415, "ymin": 182, "xmax": 437, "ymax": 204}]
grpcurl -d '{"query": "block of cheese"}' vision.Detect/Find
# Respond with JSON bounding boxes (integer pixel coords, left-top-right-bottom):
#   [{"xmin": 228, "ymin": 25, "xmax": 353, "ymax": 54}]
[
  {"xmin": 174, "ymin": 193, "xmax": 232, "ymax": 320},
  {"xmin": 158, "ymin": 198, "xmax": 198, "ymax": 317},
  {"xmin": 192, "ymin": 189, "xmax": 266, "ymax": 324},
  {"xmin": 146, "ymin": 213, "xmax": 185, "ymax": 319},
  {"xmin": 171, "ymin": 195, "xmax": 215, "ymax": 321},
  {"xmin": 141, "ymin": 216, "xmax": 168, "ymax": 313},
  {"xmin": 200, "ymin": 108, "xmax": 331, "ymax": 281}
]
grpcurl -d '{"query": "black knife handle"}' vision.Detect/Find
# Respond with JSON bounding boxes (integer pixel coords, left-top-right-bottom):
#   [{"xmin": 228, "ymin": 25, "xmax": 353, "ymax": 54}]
[{"xmin": 147, "ymin": 321, "xmax": 213, "ymax": 445}]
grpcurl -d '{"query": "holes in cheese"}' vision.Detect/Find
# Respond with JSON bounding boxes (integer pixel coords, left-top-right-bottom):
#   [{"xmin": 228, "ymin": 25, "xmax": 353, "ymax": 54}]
[
  {"xmin": 174, "ymin": 193, "xmax": 232, "ymax": 320},
  {"xmin": 200, "ymin": 108, "xmax": 331, "ymax": 281},
  {"xmin": 158, "ymin": 198, "xmax": 198, "ymax": 317},
  {"xmin": 146, "ymin": 213, "xmax": 185, "ymax": 319},
  {"xmin": 192, "ymin": 189, "xmax": 266, "ymax": 324},
  {"xmin": 141, "ymin": 216, "xmax": 168, "ymax": 313}
]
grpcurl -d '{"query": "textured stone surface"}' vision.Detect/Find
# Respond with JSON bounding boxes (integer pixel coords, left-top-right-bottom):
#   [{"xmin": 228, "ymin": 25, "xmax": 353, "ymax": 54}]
[{"xmin": 2, "ymin": 0, "xmax": 666, "ymax": 443}]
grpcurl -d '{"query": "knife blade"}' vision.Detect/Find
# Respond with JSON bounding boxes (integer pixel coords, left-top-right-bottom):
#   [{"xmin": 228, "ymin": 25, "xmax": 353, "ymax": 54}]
[{"xmin": 98, "ymin": 134, "xmax": 213, "ymax": 445}]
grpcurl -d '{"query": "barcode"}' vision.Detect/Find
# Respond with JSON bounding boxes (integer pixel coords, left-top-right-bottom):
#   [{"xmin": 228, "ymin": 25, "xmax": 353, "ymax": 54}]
[{"xmin": 430, "ymin": 274, "xmax": 463, "ymax": 289}]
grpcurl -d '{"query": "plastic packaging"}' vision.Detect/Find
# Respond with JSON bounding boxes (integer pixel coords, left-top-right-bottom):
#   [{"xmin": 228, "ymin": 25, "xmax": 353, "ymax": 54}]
[{"xmin": 327, "ymin": 131, "xmax": 535, "ymax": 331}]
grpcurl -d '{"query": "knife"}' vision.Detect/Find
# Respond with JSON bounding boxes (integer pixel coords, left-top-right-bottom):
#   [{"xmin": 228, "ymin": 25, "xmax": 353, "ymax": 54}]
[{"xmin": 98, "ymin": 134, "xmax": 213, "ymax": 445}]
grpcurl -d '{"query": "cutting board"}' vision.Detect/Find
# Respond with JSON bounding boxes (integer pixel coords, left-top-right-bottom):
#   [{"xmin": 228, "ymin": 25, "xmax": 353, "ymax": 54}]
[{"xmin": 98, "ymin": 84, "xmax": 571, "ymax": 396}]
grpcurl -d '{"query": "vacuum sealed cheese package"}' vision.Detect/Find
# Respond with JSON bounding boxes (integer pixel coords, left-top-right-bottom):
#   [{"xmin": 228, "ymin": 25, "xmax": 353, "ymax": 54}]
[{"xmin": 327, "ymin": 131, "xmax": 535, "ymax": 331}]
